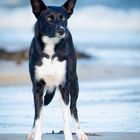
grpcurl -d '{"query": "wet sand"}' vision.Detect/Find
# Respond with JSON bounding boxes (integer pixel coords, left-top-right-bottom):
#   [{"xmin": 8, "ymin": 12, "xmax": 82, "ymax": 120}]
[{"xmin": 0, "ymin": 133, "xmax": 140, "ymax": 140}]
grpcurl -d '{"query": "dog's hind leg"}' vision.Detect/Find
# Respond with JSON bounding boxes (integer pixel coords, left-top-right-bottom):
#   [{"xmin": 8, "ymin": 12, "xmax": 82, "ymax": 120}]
[
  {"xmin": 44, "ymin": 88, "xmax": 56, "ymax": 106},
  {"xmin": 59, "ymin": 84, "xmax": 73, "ymax": 140},
  {"xmin": 70, "ymin": 76, "xmax": 88, "ymax": 140},
  {"xmin": 27, "ymin": 80, "xmax": 45, "ymax": 140}
]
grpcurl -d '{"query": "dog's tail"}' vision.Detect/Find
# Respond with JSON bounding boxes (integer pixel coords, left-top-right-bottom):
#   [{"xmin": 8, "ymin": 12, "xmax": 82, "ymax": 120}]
[{"xmin": 44, "ymin": 91, "xmax": 55, "ymax": 106}]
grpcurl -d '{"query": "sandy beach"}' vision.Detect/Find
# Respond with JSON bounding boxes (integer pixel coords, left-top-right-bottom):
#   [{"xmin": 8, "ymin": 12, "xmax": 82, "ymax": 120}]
[
  {"xmin": 0, "ymin": 60, "xmax": 140, "ymax": 85},
  {"xmin": 0, "ymin": 133, "xmax": 140, "ymax": 140}
]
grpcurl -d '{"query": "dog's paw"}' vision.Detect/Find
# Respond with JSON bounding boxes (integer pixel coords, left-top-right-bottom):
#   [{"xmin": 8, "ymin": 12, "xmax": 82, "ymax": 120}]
[
  {"xmin": 27, "ymin": 132, "xmax": 34, "ymax": 140},
  {"xmin": 27, "ymin": 131, "xmax": 41, "ymax": 140},
  {"xmin": 27, "ymin": 129, "xmax": 35, "ymax": 140},
  {"xmin": 77, "ymin": 131, "xmax": 88, "ymax": 140}
]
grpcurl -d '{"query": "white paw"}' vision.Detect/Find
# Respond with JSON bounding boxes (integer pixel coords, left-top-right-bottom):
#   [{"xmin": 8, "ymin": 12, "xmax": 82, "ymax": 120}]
[
  {"xmin": 27, "ymin": 129, "xmax": 41, "ymax": 140},
  {"xmin": 64, "ymin": 132, "xmax": 73, "ymax": 140},
  {"xmin": 27, "ymin": 130, "xmax": 34, "ymax": 140},
  {"xmin": 77, "ymin": 131, "xmax": 88, "ymax": 140},
  {"xmin": 65, "ymin": 138, "xmax": 73, "ymax": 140}
]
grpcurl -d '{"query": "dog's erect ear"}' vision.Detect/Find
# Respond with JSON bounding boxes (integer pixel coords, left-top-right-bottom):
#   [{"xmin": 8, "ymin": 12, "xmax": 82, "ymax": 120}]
[
  {"xmin": 62, "ymin": 0, "xmax": 77, "ymax": 18},
  {"xmin": 30, "ymin": 0, "xmax": 47, "ymax": 18}
]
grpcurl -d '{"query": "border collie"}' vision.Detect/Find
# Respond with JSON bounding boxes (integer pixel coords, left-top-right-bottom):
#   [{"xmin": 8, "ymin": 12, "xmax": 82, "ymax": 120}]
[{"xmin": 27, "ymin": 0, "xmax": 88, "ymax": 140}]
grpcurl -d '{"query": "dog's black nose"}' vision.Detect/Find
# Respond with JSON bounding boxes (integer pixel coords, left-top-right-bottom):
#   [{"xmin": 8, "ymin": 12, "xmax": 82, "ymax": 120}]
[{"xmin": 58, "ymin": 28, "xmax": 65, "ymax": 35}]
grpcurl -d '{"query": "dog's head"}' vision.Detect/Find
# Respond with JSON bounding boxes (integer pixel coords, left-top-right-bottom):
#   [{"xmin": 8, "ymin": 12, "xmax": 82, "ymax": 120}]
[{"xmin": 31, "ymin": 0, "xmax": 77, "ymax": 38}]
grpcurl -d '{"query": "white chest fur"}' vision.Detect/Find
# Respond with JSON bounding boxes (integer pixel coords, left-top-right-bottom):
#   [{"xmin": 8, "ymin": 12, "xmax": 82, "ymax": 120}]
[
  {"xmin": 35, "ymin": 57, "xmax": 66, "ymax": 92},
  {"xmin": 42, "ymin": 35, "xmax": 60, "ymax": 57},
  {"xmin": 35, "ymin": 35, "xmax": 66, "ymax": 92}
]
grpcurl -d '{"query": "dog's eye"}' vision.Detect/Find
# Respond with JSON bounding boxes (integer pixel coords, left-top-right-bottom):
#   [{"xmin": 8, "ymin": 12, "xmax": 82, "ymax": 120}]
[
  {"xmin": 59, "ymin": 15, "xmax": 66, "ymax": 21},
  {"xmin": 47, "ymin": 15, "xmax": 54, "ymax": 23}
]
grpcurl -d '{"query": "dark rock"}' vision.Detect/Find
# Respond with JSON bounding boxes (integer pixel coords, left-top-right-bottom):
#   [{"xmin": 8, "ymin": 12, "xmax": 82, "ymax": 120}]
[
  {"xmin": 76, "ymin": 50, "xmax": 91, "ymax": 59},
  {"xmin": 0, "ymin": 48, "xmax": 28, "ymax": 64},
  {"xmin": 0, "ymin": 47, "xmax": 91, "ymax": 64}
]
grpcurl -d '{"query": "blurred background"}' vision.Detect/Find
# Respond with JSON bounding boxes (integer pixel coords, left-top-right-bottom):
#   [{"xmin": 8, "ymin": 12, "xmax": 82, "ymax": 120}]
[{"xmin": 0, "ymin": 0, "xmax": 140, "ymax": 134}]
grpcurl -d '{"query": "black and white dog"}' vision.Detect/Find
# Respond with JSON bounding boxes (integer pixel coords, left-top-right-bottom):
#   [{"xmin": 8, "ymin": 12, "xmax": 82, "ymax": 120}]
[{"xmin": 27, "ymin": 0, "xmax": 88, "ymax": 140}]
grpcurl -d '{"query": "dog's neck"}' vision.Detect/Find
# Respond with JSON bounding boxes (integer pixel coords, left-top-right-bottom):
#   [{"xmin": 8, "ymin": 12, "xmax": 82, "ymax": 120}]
[{"xmin": 41, "ymin": 36, "xmax": 63, "ymax": 58}]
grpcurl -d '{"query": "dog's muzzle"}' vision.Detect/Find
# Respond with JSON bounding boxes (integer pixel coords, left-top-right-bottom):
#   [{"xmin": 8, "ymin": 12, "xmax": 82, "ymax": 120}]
[
  {"xmin": 57, "ymin": 26, "xmax": 65, "ymax": 36},
  {"xmin": 58, "ymin": 28, "xmax": 65, "ymax": 35}
]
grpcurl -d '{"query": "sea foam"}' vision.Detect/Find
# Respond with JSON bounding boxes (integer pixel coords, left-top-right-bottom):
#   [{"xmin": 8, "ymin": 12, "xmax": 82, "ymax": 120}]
[{"xmin": 0, "ymin": 5, "xmax": 140, "ymax": 46}]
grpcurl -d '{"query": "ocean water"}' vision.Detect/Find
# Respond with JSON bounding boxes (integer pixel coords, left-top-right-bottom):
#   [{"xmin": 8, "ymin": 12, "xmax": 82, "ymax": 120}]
[
  {"xmin": 0, "ymin": 1, "xmax": 140, "ymax": 65},
  {"xmin": 0, "ymin": 1, "xmax": 140, "ymax": 48},
  {"xmin": 0, "ymin": 78, "xmax": 140, "ymax": 133}
]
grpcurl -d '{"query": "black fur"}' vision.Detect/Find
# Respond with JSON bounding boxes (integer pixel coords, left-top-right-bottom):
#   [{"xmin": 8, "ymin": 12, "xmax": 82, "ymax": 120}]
[{"xmin": 29, "ymin": 0, "xmax": 80, "ymax": 135}]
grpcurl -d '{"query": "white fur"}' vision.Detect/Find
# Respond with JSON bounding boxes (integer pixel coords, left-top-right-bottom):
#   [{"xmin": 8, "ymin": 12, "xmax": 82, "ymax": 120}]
[
  {"xmin": 34, "ymin": 119, "xmax": 42, "ymax": 140},
  {"xmin": 35, "ymin": 36, "xmax": 66, "ymax": 92},
  {"xmin": 72, "ymin": 116, "xmax": 88, "ymax": 140},
  {"xmin": 27, "ymin": 108, "xmax": 43, "ymax": 140},
  {"xmin": 27, "ymin": 119, "xmax": 42, "ymax": 140},
  {"xmin": 32, "ymin": 36, "xmax": 88, "ymax": 140},
  {"xmin": 42, "ymin": 36, "xmax": 61, "ymax": 57},
  {"xmin": 59, "ymin": 92, "xmax": 73, "ymax": 140},
  {"xmin": 35, "ymin": 57, "xmax": 66, "ymax": 92}
]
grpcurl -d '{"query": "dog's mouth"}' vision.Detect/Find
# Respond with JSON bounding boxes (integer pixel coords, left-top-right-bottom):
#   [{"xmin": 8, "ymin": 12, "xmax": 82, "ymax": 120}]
[
  {"xmin": 55, "ymin": 26, "xmax": 66, "ymax": 38},
  {"xmin": 58, "ymin": 28, "xmax": 65, "ymax": 36},
  {"xmin": 55, "ymin": 32, "xmax": 66, "ymax": 39}
]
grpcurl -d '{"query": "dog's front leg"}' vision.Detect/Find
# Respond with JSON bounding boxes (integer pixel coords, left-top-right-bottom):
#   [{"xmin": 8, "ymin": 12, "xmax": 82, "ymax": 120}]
[
  {"xmin": 59, "ymin": 84, "xmax": 73, "ymax": 140},
  {"xmin": 27, "ymin": 81, "xmax": 45, "ymax": 140},
  {"xmin": 70, "ymin": 77, "xmax": 88, "ymax": 140}
]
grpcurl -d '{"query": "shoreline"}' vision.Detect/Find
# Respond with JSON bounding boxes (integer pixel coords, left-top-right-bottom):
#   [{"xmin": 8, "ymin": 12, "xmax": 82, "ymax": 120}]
[{"xmin": 0, "ymin": 132, "xmax": 140, "ymax": 140}]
